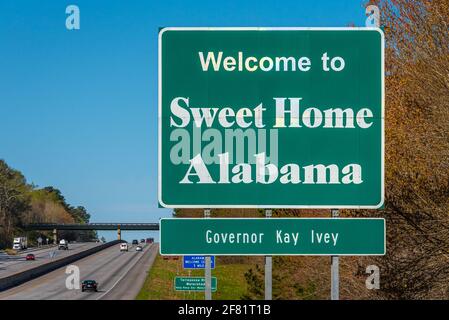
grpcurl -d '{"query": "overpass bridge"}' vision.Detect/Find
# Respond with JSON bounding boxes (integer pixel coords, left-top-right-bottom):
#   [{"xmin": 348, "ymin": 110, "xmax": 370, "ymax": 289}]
[{"xmin": 22, "ymin": 223, "xmax": 160, "ymax": 242}]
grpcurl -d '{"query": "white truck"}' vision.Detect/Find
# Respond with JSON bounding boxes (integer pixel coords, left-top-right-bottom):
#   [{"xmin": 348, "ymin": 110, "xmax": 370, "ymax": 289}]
[
  {"xmin": 58, "ymin": 239, "xmax": 69, "ymax": 250},
  {"xmin": 12, "ymin": 237, "xmax": 28, "ymax": 250}
]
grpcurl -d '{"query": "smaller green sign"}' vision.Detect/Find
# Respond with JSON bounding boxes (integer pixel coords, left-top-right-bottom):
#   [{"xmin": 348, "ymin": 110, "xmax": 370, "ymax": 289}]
[{"xmin": 174, "ymin": 277, "xmax": 217, "ymax": 292}]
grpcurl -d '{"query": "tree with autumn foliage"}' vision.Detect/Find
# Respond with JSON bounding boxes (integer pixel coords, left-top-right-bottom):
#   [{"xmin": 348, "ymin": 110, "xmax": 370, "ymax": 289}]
[
  {"xmin": 362, "ymin": 0, "xmax": 449, "ymax": 299},
  {"xmin": 0, "ymin": 160, "xmax": 97, "ymax": 249},
  {"xmin": 273, "ymin": 0, "xmax": 449, "ymax": 300}
]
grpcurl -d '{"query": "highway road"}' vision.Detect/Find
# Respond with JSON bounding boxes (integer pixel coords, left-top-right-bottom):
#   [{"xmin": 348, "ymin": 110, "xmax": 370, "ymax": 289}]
[
  {"xmin": 0, "ymin": 243, "xmax": 102, "ymax": 278},
  {"xmin": 0, "ymin": 242, "xmax": 158, "ymax": 300}
]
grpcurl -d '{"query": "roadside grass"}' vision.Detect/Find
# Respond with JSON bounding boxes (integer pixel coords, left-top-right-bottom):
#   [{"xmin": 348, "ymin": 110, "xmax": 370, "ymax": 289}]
[
  {"xmin": 136, "ymin": 254, "xmax": 256, "ymax": 300},
  {"xmin": 4, "ymin": 249, "xmax": 17, "ymax": 255}
]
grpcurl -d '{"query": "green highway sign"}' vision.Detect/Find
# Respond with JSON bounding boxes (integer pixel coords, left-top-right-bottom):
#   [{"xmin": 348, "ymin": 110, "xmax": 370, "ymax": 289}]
[
  {"xmin": 158, "ymin": 27, "xmax": 384, "ymax": 208},
  {"xmin": 160, "ymin": 218, "xmax": 385, "ymax": 255},
  {"xmin": 174, "ymin": 276, "xmax": 218, "ymax": 292}
]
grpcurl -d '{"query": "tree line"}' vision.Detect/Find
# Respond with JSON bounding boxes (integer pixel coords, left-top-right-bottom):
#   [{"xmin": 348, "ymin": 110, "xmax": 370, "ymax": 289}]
[{"xmin": 0, "ymin": 159, "xmax": 97, "ymax": 249}]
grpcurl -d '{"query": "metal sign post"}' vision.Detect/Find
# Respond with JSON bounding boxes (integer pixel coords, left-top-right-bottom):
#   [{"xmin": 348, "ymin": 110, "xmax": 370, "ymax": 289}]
[
  {"xmin": 188, "ymin": 270, "xmax": 191, "ymax": 299},
  {"xmin": 204, "ymin": 209, "xmax": 212, "ymax": 300},
  {"xmin": 265, "ymin": 209, "xmax": 272, "ymax": 300},
  {"xmin": 331, "ymin": 209, "xmax": 339, "ymax": 300}
]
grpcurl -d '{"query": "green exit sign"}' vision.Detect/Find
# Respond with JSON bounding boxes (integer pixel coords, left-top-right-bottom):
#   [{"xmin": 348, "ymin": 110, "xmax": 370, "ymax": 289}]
[
  {"xmin": 158, "ymin": 27, "xmax": 384, "ymax": 209},
  {"xmin": 174, "ymin": 276, "xmax": 217, "ymax": 292},
  {"xmin": 160, "ymin": 218, "xmax": 385, "ymax": 256}
]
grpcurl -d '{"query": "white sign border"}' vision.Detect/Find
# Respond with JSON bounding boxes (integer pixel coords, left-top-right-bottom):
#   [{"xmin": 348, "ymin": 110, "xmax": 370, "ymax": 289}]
[
  {"xmin": 174, "ymin": 276, "xmax": 218, "ymax": 292},
  {"xmin": 158, "ymin": 27, "xmax": 385, "ymax": 209},
  {"xmin": 160, "ymin": 217, "xmax": 386, "ymax": 256}
]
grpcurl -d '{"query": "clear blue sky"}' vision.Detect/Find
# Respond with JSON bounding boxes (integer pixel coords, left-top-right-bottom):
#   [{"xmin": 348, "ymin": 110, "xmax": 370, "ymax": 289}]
[{"xmin": 0, "ymin": 0, "xmax": 367, "ymax": 241}]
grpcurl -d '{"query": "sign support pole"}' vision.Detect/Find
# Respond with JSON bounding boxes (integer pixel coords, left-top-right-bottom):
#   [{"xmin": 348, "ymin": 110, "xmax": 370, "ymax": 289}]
[
  {"xmin": 331, "ymin": 208, "xmax": 339, "ymax": 300},
  {"xmin": 265, "ymin": 209, "xmax": 272, "ymax": 300},
  {"xmin": 204, "ymin": 209, "xmax": 212, "ymax": 300},
  {"xmin": 188, "ymin": 270, "xmax": 191, "ymax": 299}
]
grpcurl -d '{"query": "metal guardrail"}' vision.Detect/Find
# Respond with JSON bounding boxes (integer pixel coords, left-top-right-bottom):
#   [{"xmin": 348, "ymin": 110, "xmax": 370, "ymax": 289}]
[{"xmin": 0, "ymin": 240, "xmax": 123, "ymax": 292}]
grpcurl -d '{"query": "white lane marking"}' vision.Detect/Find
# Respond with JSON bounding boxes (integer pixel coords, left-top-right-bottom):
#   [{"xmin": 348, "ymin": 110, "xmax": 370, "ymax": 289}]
[
  {"xmin": 0, "ymin": 243, "xmax": 117, "ymax": 300},
  {"xmin": 95, "ymin": 244, "xmax": 153, "ymax": 300}
]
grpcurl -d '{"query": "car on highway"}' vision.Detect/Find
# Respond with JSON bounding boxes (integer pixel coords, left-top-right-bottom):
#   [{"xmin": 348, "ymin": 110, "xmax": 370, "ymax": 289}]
[
  {"xmin": 136, "ymin": 245, "xmax": 143, "ymax": 252},
  {"xmin": 146, "ymin": 238, "xmax": 154, "ymax": 244},
  {"xmin": 58, "ymin": 239, "xmax": 69, "ymax": 250},
  {"xmin": 132, "ymin": 239, "xmax": 138, "ymax": 245},
  {"xmin": 81, "ymin": 280, "xmax": 98, "ymax": 292},
  {"xmin": 140, "ymin": 239, "xmax": 145, "ymax": 243},
  {"xmin": 120, "ymin": 243, "xmax": 128, "ymax": 252},
  {"xmin": 25, "ymin": 253, "xmax": 35, "ymax": 261},
  {"xmin": 13, "ymin": 237, "xmax": 27, "ymax": 250}
]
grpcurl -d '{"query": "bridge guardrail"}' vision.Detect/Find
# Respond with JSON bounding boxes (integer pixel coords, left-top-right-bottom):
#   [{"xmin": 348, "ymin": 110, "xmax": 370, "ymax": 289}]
[{"xmin": 22, "ymin": 223, "xmax": 160, "ymax": 231}]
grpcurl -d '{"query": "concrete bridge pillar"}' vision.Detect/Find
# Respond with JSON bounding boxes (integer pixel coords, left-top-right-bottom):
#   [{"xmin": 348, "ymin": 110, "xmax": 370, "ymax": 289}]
[
  {"xmin": 117, "ymin": 225, "xmax": 121, "ymax": 240},
  {"xmin": 53, "ymin": 229, "xmax": 57, "ymax": 244}
]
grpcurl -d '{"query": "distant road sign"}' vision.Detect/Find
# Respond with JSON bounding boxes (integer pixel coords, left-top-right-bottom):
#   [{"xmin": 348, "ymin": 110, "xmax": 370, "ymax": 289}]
[
  {"xmin": 161, "ymin": 218, "xmax": 385, "ymax": 256},
  {"xmin": 183, "ymin": 255, "xmax": 215, "ymax": 269},
  {"xmin": 174, "ymin": 277, "xmax": 217, "ymax": 292}
]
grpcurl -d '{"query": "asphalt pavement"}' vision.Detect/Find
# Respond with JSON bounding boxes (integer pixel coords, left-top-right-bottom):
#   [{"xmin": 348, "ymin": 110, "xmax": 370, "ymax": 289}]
[
  {"xmin": 0, "ymin": 242, "xmax": 101, "ymax": 279},
  {"xmin": 0, "ymin": 242, "xmax": 158, "ymax": 300}
]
